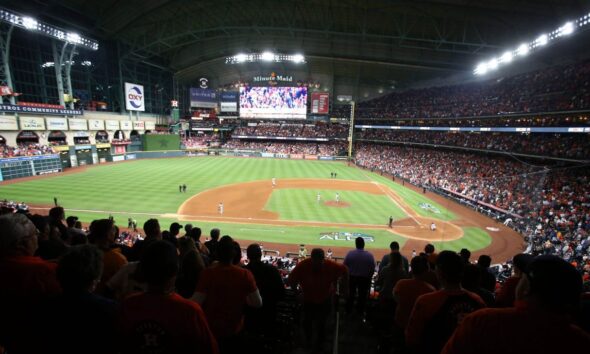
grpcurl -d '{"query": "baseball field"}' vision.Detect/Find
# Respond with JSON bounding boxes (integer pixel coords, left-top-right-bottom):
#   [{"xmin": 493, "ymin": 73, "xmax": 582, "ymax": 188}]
[{"xmin": 0, "ymin": 157, "xmax": 523, "ymax": 260}]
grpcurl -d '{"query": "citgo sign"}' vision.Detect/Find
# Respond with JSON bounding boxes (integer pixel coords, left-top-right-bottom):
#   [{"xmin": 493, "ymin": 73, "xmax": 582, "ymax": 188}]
[{"xmin": 125, "ymin": 83, "xmax": 145, "ymax": 111}]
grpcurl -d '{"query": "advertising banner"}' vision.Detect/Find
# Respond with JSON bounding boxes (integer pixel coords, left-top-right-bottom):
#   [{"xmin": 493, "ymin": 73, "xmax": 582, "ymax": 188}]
[
  {"xmin": 0, "ymin": 103, "xmax": 83, "ymax": 115},
  {"xmin": 311, "ymin": 92, "xmax": 330, "ymax": 114},
  {"xmin": 88, "ymin": 119, "xmax": 105, "ymax": 130},
  {"xmin": 68, "ymin": 118, "xmax": 87, "ymax": 130},
  {"xmin": 220, "ymin": 91, "xmax": 238, "ymax": 112},
  {"xmin": 145, "ymin": 121, "xmax": 156, "ymax": 130},
  {"xmin": 290, "ymin": 154, "xmax": 303, "ymax": 159},
  {"xmin": 46, "ymin": 117, "xmax": 68, "ymax": 130},
  {"xmin": 0, "ymin": 116, "xmax": 18, "ymax": 130},
  {"xmin": 120, "ymin": 121, "xmax": 132, "ymax": 130},
  {"xmin": 105, "ymin": 120, "xmax": 120, "ymax": 130},
  {"xmin": 124, "ymin": 83, "xmax": 145, "ymax": 111},
  {"xmin": 305, "ymin": 155, "xmax": 318, "ymax": 160},
  {"xmin": 190, "ymin": 88, "xmax": 217, "ymax": 108},
  {"xmin": 133, "ymin": 121, "xmax": 145, "ymax": 130},
  {"xmin": 19, "ymin": 117, "xmax": 46, "ymax": 130}
]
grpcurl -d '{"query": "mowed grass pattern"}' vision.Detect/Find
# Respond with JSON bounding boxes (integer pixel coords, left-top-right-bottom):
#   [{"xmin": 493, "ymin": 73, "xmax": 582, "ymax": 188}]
[
  {"xmin": 265, "ymin": 189, "xmax": 407, "ymax": 225},
  {"xmin": 0, "ymin": 158, "xmax": 368, "ymax": 214}
]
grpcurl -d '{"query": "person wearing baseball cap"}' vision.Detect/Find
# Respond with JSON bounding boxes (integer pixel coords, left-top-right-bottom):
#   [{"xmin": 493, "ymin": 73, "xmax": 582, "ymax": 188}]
[
  {"xmin": 495, "ymin": 253, "xmax": 534, "ymax": 307},
  {"xmin": 442, "ymin": 255, "xmax": 590, "ymax": 354}
]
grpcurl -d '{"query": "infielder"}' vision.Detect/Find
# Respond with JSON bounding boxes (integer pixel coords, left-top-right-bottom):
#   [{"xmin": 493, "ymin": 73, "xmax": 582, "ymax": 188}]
[
  {"xmin": 430, "ymin": 222, "xmax": 437, "ymax": 231},
  {"xmin": 335, "ymin": 192, "xmax": 340, "ymax": 204},
  {"xmin": 272, "ymin": 177, "xmax": 276, "ymax": 188},
  {"xmin": 218, "ymin": 202, "xmax": 224, "ymax": 215},
  {"xmin": 317, "ymin": 192, "xmax": 321, "ymax": 203}
]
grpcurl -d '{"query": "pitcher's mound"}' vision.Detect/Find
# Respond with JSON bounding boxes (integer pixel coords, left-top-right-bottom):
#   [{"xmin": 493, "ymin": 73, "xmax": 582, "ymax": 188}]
[{"xmin": 324, "ymin": 201, "xmax": 351, "ymax": 208}]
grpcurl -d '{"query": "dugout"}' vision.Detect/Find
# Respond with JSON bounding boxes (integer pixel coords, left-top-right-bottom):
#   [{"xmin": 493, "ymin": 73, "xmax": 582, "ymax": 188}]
[
  {"xmin": 58, "ymin": 150, "xmax": 71, "ymax": 168},
  {"xmin": 96, "ymin": 145, "xmax": 111, "ymax": 163},
  {"xmin": 75, "ymin": 146, "xmax": 93, "ymax": 166}
]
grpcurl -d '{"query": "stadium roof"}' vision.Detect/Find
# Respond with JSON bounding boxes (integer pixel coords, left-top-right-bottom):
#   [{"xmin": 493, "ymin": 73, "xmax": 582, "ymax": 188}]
[{"xmin": 5, "ymin": 0, "xmax": 589, "ymax": 90}]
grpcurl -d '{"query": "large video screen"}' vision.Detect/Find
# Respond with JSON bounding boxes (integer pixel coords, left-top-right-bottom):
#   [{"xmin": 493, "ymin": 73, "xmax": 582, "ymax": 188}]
[{"xmin": 239, "ymin": 86, "xmax": 307, "ymax": 119}]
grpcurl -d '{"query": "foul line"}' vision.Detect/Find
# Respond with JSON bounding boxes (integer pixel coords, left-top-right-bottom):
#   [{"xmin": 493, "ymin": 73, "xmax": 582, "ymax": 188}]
[{"xmin": 358, "ymin": 170, "xmax": 424, "ymax": 227}]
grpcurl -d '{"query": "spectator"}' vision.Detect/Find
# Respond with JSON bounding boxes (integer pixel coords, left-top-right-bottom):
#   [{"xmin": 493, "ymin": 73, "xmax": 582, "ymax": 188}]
[
  {"xmin": 378, "ymin": 241, "xmax": 409, "ymax": 273},
  {"xmin": 375, "ymin": 252, "xmax": 409, "ymax": 328},
  {"xmin": 176, "ymin": 236, "xmax": 206, "ymax": 299},
  {"xmin": 476, "ymin": 255, "xmax": 496, "ymax": 293},
  {"xmin": 244, "ymin": 243, "xmax": 285, "ymax": 334},
  {"xmin": 462, "ymin": 264, "xmax": 495, "ymax": 307},
  {"xmin": 119, "ymin": 241, "xmax": 218, "ymax": 354},
  {"xmin": 188, "ymin": 226, "xmax": 210, "ymax": 258},
  {"xmin": 30, "ymin": 214, "xmax": 67, "ymax": 261},
  {"xmin": 288, "ymin": 248, "xmax": 349, "ymax": 353},
  {"xmin": 42, "ymin": 245, "xmax": 117, "ymax": 354},
  {"xmin": 89, "ymin": 219, "xmax": 127, "ymax": 292},
  {"xmin": 424, "ymin": 243, "xmax": 437, "ymax": 267},
  {"xmin": 405, "ymin": 250, "xmax": 485, "ymax": 354},
  {"xmin": 343, "ymin": 237, "xmax": 376, "ymax": 315},
  {"xmin": 393, "ymin": 256, "xmax": 436, "ymax": 330},
  {"xmin": 495, "ymin": 253, "xmax": 534, "ymax": 307},
  {"xmin": 205, "ymin": 228, "xmax": 221, "ymax": 262},
  {"xmin": 442, "ymin": 256, "xmax": 590, "ymax": 354},
  {"xmin": 130, "ymin": 218, "xmax": 161, "ymax": 261},
  {"xmin": 459, "ymin": 248, "xmax": 471, "ymax": 264},
  {"xmin": 48, "ymin": 206, "xmax": 68, "ymax": 242},
  {"xmin": 193, "ymin": 235, "xmax": 262, "ymax": 352}
]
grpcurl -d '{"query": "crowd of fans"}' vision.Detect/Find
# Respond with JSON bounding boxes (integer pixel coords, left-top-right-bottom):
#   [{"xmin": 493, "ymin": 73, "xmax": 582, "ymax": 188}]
[
  {"xmin": 354, "ymin": 114, "xmax": 590, "ymax": 127},
  {"xmin": 332, "ymin": 59, "xmax": 590, "ymax": 119},
  {"xmin": 0, "ymin": 143, "xmax": 56, "ymax": 158},
  {"xmin": 231, "ymin": 123, "xmax": 348, "ymax": 139},
  {"xmin": 354, "ymin": 143, "xmax": 590, "ymax": 276},
  {"xmin": 357, "ymin": 130, "xmax": 590, "ymax": 159},
  {"xmin": 222, "ymin": 140, "xmax": 347, "ymax": 156},
  {"xmin": 182, "ymin": 134, "xmax": 221, "ymax": 148},
  {"xmin": 1, "ymin": 206, "xmax": 588, "ymax": 354}
]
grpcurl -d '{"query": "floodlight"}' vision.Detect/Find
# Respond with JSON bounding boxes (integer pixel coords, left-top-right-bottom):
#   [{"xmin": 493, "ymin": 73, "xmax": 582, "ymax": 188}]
[
  {"xmin": 474, "ymin": 62, "xmax": 488, "ymax": 75},
  {"xmin": 292, "ymin": 54, "xmax": 305, "ymax": 63},
  {"xmin": 487, "ymin": 58, "xmax": 498, "ymax": 70},
  {"xmin": 500, "ymin": 51, "xmax": 513, "ymax": 63},
  {"xmin": 536, "ymin": 34, "xmax": 548, "ymax": 46},
  {"xmin": 261, "ymin": 51, "xmax": 275, "ymax": 61},
  {"xmin": 22, "ymin": 16, "xmax": 37, "ymax": 30},
  {"xmin": 561, "ymin": 22, "xmax": 574, "ymax": 35},
  {"xmin": 517, "ymin": 43, "xmax": 529, "ymax": 56},
  {"xmin": 66, "ymin": 32, "xmax": 82, "ymax": 44},
  {"xmin": 235, "ymin": 53, "xmax": 247, "ymax": 63}
]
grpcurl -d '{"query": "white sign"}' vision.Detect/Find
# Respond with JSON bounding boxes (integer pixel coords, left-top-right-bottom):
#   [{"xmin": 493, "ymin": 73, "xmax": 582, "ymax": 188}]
[
  {"xmin": 221, "ymin": 101, "xmax": 238, "ymax": 112},
  {"xmin": 105, "ymin": 120, "xmax": 120, "ymax": 130},
  {"xmin": 120, "ymin": 120, "xmax": 132, "ymax": 130},
  {"xmin": 19, "ymin": 117, "xmax": 46, "ymax": 130},
  {"xmin": 69, "ymin": 118, "xmax": 88, "ymax": 130},
  {"xmin": 125, "ymin": 82, "xmax": 145, "ymax": 111},
  {"xmin": 46, "ymin": 117, "xmax": 68, "ymax": 130},
  {"xmin": 88, "ymin": 119, "xmax": 105, "ymax": 130},
  {"xmin": 145, "ymin": 121, "xmax": 156, "ymax": 130},
  {"xmin": 0, "ymin": 116, "xmax": 19, "ymax": 130},
  {"xmin": 133, "ymin": 121, "xmax": 145, "ymax": 130}
]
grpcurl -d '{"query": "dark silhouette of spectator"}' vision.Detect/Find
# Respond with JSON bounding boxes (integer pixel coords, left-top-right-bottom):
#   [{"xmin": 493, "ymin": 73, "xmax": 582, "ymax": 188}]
[
  {"xmin": 375, "ymin": 252, "xmax": 409, "ymax": 329},
  {"xmin": 495, "ymin": 253, "xmax": 534, "ymax": 307},
  {"xmin": 41, "ymin": 245, "xmax": 117, "ymax": 354},
  {"xmin": 244, "ymin": 243, "xmax": 285, "ymax": 334},
  {"xmin": 0, "ymin": 213, "xmax": 61, "ymax": 354},
  {"xmin": 289, "ymin": 248, "xmax": 349, "ymax": 353},
  {"xmin": 130, "ymin": 218, "xmax": 161, "ymax": 261},
  {"xmin": 393, "ymin": 256, "xmax": 436, "ymax": 330},
  {"xmin": 378, "ymin": 241, "xmax": 409, "ymax": 273},
  {"xmin": 193, "ymin": 235, "xmax": 261, "ymax": 352},
  {"xmin": 176, "ymin": 236, "xmax": 205, "ymax": 299},
  {"xmin": 405, "ymin": 250, "xmax": 485, "ymax": 354},
  {"xmin": 48, "ymin": 206, "xmax": 68, "ymax": 242},
  {"xmin": 442, "ymin": 256, "xmax": 590, "ymax": 353},
  {"xmin": 343, "ymin": 237, "xmax": 376, "ymax": 315},
  {"xmin": 424, "ymin": 243, "xmax": 437, "ymax": 267},
  {"xmin": 205, "ymin": 228, "xmax": 221, "ymax": 262},
  {"xmin": 170, "ymin": 222, "xmax": 183, "ymax": 238},
  {"xmin": 89, "ymin": 219, "xmax": 127, "ymax": 292},
  {"xmin": 459, "ymin": 248, "xmax": 471, "ymax": 264},
  {"xmin": 476, "ymin": 255, "xmax": 496, "ymax": 293},
  {"xmin": 30, "ymin": 214, "xmax": 67, "ymax": 261},
  {"xmin": 188, "ymin": 226, "xmax": 210, "ymax": 258},
  {"xmin": 462, "ymin": 264, "xmax": 495, "ymax": 307},
  {"xmin": 119, "ymin": 241, "xmax": 218, "ymax": 354}
]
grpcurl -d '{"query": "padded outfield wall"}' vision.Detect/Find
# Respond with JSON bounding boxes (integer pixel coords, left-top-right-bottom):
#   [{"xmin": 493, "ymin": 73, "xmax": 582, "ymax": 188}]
[{"xmin": 141, "ymin": 134, "xmax": 180, "ymax": 151}]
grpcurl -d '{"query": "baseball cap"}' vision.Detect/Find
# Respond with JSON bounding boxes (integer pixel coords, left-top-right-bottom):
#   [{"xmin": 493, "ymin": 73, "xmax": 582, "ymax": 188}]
[
  {"xmin": 170, "ymin": 222, "xmax": 183, "ymax": 230},
  {"xmin": 66, "ymin": 216, "xmax": 79, "ymax": 224}
]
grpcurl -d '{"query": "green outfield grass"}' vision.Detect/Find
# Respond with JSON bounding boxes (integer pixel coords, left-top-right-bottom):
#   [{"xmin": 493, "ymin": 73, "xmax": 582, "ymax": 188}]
[
  {"xmin": 0, "ymin": 157, "xmax": 493, "ymax": 252},
  {"xmin": 265, "ymin": 189, "xmax": 407, "ymax": 225}
]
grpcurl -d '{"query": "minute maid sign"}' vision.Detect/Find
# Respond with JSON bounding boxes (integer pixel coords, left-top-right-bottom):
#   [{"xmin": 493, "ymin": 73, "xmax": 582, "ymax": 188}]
[
  {"xmin": 253, "ymin": 72, "xmax": 293, "ymax": 86},
  {"xmin": 319, "ymin": 232, "xmax": 374, "ymax": 243},
  {"xmin": 125, "ymin": 83, "xmax": 145, "ymax": 112}
]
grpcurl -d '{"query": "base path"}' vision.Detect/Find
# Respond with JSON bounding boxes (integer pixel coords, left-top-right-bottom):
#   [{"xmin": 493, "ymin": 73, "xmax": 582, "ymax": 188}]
[{"xmin": 178, "ymin": 178, "xmax": 464, "ymax": 242}]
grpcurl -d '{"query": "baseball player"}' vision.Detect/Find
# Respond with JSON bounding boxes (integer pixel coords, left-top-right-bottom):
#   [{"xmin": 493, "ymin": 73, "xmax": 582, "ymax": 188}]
[
  {"xmin": 272, "ymin": 177, "xmax": 276, "ymax": 188},
  {"xmin": 389, "ymin": 216, "xmax": 394, "ymax": 228},
  {"xmin": 218, "ymin": 202, "xmax": 224, "ymax": 215},
  {"xmin": 317, "ymin": 192, "xmax": 321, "ymax": 203},
  {"xmin": 335, "ymin": 192, "xmax": 340, "ymax": 204},
  {"xmin": 430, "ymin": 222, "xmax": 437, "ymax": 231}
]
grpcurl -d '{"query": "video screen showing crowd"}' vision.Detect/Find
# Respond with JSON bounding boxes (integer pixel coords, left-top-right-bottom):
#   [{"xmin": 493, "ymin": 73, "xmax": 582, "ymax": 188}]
[{"xmin": 239, "ymin": 86, "xmax": 308, "ymax": 119}]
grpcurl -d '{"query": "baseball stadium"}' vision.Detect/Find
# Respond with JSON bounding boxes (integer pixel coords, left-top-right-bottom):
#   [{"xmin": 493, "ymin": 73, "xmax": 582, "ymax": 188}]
[{"xmin": 0, "ymin": 1, "xmax": 589, "ymax": 354}]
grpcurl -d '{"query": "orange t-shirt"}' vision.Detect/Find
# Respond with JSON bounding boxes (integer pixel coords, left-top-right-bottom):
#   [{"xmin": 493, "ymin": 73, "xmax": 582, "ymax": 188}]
[
  {"xmin": 288, "ymin": 258, "xmax": 348, "ymax": 304},
  {"xmin": 393, "ymin": 278, "xmax": 436, "ymax": 329},
  {"xmin": 195, "ymin": 264, "xmax": 258, "ymax": 338},
  {"xmin": 101, "ymin": 247, "xmax": 128, "ymax": 285}
]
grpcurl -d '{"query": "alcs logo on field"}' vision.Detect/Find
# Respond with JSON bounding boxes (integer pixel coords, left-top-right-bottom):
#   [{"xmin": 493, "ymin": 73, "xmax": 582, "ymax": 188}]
[
  {"xmin": 319, "ymin": 232, "xmax": 374, "ymax": 242},
  {"xmin": 418, "ymin": 203, "xmax": 441, "ymax": 214},
  {"xmin": 127, "ymin": 86, "xmax": 143, "ymax": 109}
]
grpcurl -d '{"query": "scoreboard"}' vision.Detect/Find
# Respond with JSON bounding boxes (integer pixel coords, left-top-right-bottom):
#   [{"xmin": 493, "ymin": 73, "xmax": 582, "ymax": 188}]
[{"xmin": 0, "ymin": 155, "xmax": 62, "ymax": 181}]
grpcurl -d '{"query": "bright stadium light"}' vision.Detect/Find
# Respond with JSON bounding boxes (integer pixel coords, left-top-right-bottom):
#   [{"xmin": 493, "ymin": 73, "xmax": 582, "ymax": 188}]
[
  {"xmin": 500, "ymin": 51, "xmax": 513, "ymax": 63},
  {"xmin": 235, "ymin": 53, "xmax": 247, "ymax": 63},
  {"xmin": 292, "ymin": 53, "xmax": 305, "ymax": 63},
  {"xmin": 22, "ymin": 16, "xmax": 37, "ymax": 30},
  {"xmin": 517, "ymin": 43, "xmax": 529, "ymax": 56},
  {"xmin": 487, "ymin": 58, "xmax": 498, "ymax": 70},
  {"xmin": 536, "ymin": 34, "xmax": 549, "ymax": 46},
  {"xmin": 0, "ymin": 8, "xmax": 98, "ymax": 50},
  {"xmin": 474, "ymin": 62, "xmax": 488, "ymax": 75},
  {"xmin": 261, "ymin": 51, "xmax": 275, "ymax": 61},
  {"xmin": 560, "ymin": 22, "xmax": 574, "ymax": 35}
]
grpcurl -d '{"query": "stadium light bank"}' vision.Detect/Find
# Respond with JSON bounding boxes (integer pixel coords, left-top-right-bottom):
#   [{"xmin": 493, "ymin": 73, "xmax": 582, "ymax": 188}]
[
  {"xmin": 0, "ymin": 8, "xmax": 98, "ymax": 50},
  {"xmin": 474, "ymin": 13, "xmax": 589, "ymax": 76},
  {"xmin": 225, "ymin": 52, "xmax": 306, "ymax": 64}
]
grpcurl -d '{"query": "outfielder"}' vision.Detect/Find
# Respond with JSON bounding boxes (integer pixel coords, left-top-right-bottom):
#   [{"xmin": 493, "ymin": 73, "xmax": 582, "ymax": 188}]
[
  {"xmin": 317, "ymin": 192, "xmax": 321, "ymax": 203},
  {"xmin": 335, "ymin": 192, "xmax": 340, "ymax": 204},
  {"xmin": 218, "ymin": 202, "xmax": 224, "ymax": 215}
]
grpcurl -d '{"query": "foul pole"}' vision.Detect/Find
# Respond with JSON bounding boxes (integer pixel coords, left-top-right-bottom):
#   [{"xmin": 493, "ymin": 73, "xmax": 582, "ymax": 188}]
[{"xmin": 347, "ymin": 101, "xmax": 355, "ymax": 160}]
